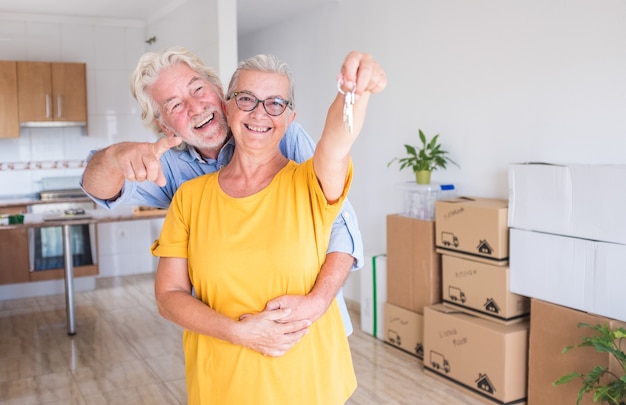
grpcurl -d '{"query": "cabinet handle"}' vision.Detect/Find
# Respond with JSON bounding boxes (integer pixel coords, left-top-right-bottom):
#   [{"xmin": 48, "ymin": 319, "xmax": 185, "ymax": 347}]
[
  {"xmin": 57, "ymin": 95, "xmax": 62, "ymax": 119},
  {"xmin": 45, "ymin": 94, "xmax": 51, "ymax": 118}
]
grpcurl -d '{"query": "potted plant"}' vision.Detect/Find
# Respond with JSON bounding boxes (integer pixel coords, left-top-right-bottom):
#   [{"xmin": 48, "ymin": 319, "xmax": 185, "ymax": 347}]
[
  {"xmin": 553, "ymin": 322, "xmax": 626, "ymax": 405},
  {"xmin": 387, "ymin": 129, "xmax": 458, "ymax": 184}
]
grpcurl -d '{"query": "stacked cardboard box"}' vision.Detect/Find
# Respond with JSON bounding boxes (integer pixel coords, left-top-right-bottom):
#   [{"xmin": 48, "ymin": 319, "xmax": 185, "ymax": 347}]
[
  {"xmin": 527, "ymin": 299, "xmax": 626, "ymax": 405},
  {"xmin": 441, "ymin": 255, "xmax": 529, "ymax": 325},
  {"xmin": 508, "ymin": 163, "xmax": 626, "ymax": 404},
  {"xmin": 508, "ymin": 163, "xmax": 626, "ymax": 322},
  {"xmin": 382, "ymin": 214, "xmax": 441, "ymax": 359},
  {"xmin": 424, "ymin": 304, "xmax": 529, "ymax": 405},
  {"xmin": 434, "ymin": 197, "xmax": 509, "ymax": 264},
  {"xmin": 423, "ymin": 197, "xmax": 530, "ymax": 404},
  {"xmin": 383, "ymin": 302, "xmax": 424, "ymax": 358}
]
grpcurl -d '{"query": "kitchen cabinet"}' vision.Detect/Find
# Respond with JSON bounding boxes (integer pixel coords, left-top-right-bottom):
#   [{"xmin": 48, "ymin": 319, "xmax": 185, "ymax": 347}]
[
  {"xmin": 17, "ymin": 62, "xmax": 87, "ymax": 126},
  {"xmin": 0, "ymin": 61, "xmax": 19, "ymax": 138},
  {"xmin": 29, "ymin": 263, "xmax": 99, "ymax": 282},
  {"xmin": 0, "ymin": 205, "xmax": 30, "ymax": 285}
]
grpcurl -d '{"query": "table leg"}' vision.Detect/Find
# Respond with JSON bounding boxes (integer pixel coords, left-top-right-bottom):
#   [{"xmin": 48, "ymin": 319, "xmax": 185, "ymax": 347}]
[{"xmin": 62, "ymin": 224, "xmax": 76, "ymax": 335}]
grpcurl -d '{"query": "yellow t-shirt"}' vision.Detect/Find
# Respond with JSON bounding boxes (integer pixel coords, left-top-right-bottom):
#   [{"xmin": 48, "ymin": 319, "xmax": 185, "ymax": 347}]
[{"xmin": 152, "ymin": 159, "xmax": 356, "ymax": 405}]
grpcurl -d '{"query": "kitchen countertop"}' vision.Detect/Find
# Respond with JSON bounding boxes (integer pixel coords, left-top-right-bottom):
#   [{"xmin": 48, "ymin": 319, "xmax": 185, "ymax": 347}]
[
  {"xmin": 0, "ymin": 205, "xmax": 167, "ymax": 230},
  {"xmin": 0, "ymin": 195, "xmax": 94, "ymax": 209}
]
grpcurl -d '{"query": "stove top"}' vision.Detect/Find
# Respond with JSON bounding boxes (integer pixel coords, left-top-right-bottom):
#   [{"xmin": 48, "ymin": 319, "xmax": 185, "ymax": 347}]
[{"xmin": 39, "ymin": 188, "xmax": 88, "ymax": 201}]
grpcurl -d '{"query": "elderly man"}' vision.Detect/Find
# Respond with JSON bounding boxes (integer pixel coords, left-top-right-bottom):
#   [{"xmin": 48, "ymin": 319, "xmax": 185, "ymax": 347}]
[{"xmin": 80, "ymin": 47, "xmax": 364, "ymax": 344}]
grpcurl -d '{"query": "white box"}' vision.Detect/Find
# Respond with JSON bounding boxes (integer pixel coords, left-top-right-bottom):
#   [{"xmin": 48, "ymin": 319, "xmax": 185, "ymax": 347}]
[
  {"xmin": 510, "ymin": 228, "xmax": 626, "ymax": 322},
  {"xmin": 508, "ymin": 163, "xmax": 626, "ymax": 244},
  {"xmin": 360, "ymin": 254, "xmax": 387, "ymax": 339}
]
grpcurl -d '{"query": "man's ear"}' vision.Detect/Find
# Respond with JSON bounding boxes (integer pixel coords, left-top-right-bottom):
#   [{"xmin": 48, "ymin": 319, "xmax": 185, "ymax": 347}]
[{"xmin": 157, "ymin": 120, "xmax": 175, "ymax": 138}]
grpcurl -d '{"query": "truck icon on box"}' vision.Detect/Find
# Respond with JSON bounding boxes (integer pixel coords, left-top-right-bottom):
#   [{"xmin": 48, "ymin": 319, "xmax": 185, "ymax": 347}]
[
  {"xmin": 448, "ymin": 286, "xmax": 466, "ymax": 303},
  {"xmin": 387, "ymin": 329, "xmax": 401, "ymax": 346},
  {"xmin": 429, "ymin": 350, "xmax": 451, "ymax": 374},
  {"xmin": 441, "ymin": 232, "xmax": 459, "ymax": 248}
]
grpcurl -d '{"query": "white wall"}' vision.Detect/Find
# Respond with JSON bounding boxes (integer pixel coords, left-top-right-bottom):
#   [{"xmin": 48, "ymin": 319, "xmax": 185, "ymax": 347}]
[
  {"xmin": 144, "ymin": 0, "xmax": 237, "ymax": 80},
  {"xmin": 238, "ymin": 0, "xmax": 626, "ymax": 303},
  {"xmin": 0, "ymin": 2, "xmax": 237, "ymax": 280},
  {"xmin": 238, "ymin": 0, "xmax": 626, "ymax": 256}
]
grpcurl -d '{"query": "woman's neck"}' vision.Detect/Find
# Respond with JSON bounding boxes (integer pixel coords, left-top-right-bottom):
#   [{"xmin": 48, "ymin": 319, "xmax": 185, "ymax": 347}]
[{"xmin": 218, "ymin": 151, "xmax": 289, "ymax": 198}]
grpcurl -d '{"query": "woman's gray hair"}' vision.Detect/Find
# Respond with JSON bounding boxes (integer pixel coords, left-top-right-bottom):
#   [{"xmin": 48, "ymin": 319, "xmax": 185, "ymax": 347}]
[
  {"xmin": 226, "ymin": 54, "xmax": 295, "ymax": 109},
  {"xmin": 130, "ymin": 46, "xmax": 224, "ymax": 137}
]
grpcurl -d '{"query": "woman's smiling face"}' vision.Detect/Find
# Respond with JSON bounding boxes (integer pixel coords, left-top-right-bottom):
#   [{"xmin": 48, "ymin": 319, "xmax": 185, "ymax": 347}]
[{"xmin": 225, "ymin": 70, "xmax": 296, "ymax": 154}]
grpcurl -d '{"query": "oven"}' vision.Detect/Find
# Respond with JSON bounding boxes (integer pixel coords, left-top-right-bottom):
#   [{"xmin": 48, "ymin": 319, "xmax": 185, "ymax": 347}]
[{"xmin": 28, "ymin": 201, "xmax": 97, "ymax": 272}]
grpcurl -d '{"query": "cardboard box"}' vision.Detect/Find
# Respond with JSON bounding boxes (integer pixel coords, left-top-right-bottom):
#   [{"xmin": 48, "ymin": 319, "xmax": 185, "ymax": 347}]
[
  {"xmin": 442, "ymin": 255, "xmax": 530, "ymax": 324},
  {"xmin": 383, "ymin": 302, "xmax": 424, "ymax": 359},
  {"xmin": 508, "ymin": 162, "xmax": 626, "ymax": 245},
  {"xmin": 424, "ymin": 304, "xmax": 529, "ymax": 404},
  {"xmin": 360, "ymin": 254, "xmax": 387, "ymax": 339},
  {"xmin": 528, "ymin": 299, "xmax": 626, "ymax": 405},
  {"xmin": 510, "ymin": 228, "xmax": 626, "ymax": 322},
  {"xmin": 386, "ymin": 214, "xmax": 441, "ymax": 313},
  {"xmin": 435, "ymin": 197, "xmax": 509, "ymax": 263}
]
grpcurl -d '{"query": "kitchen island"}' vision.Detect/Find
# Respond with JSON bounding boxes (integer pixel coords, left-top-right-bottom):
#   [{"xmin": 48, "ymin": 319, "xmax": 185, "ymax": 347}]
[{"xmin": 0, "ymin": 205, "xmax": 166, "ymax": 335}]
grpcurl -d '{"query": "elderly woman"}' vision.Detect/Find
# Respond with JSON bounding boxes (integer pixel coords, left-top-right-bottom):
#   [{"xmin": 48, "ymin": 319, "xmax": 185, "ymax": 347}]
[{"xmin": 152, "ymin": 52, "xmax": 386, "ymax": 404}]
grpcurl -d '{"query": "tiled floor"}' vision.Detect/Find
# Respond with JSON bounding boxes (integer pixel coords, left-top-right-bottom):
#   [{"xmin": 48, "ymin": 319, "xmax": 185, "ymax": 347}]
[{"xmin": 0, "ymin": 274, "xmax": 483, "ymax": 404}]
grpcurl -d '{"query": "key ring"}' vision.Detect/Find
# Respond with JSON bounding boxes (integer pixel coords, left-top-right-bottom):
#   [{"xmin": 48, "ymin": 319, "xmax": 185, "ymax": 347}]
[{"xmin": 337, "ymin": 77, "xmax": 356, "ymax": 95}]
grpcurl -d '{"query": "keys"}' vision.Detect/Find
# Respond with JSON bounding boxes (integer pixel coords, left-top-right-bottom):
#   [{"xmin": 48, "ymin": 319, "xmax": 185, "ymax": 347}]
[{"xmin": 337, "ymin": 78, "xmax": 356, "ymax": 134}]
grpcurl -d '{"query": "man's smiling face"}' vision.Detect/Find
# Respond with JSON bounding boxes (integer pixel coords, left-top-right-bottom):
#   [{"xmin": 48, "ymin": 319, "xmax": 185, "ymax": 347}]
[{"xmin": 149, "ymin": 62, "xmax": 230, "ymax": 157}]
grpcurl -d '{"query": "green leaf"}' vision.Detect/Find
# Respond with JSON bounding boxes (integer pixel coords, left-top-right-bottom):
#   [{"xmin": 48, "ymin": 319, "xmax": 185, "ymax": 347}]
[
  {"xmin": 557, "ymin": 323, "xmax": 626, "ymax": 405},
  {"xmin": 613, "ymin": 329, "xmax": 626, "ymax": 339},
  {"xmin": 554, "ymin": 372, "xmax": 583, "ymax": 385},
  {"xmin": 386, "ymin": 129, "xmax": 459, "ymax": 177},
  {"xmin": 404, "ymin": 144, "xmax": 417, "ymax": 156}
]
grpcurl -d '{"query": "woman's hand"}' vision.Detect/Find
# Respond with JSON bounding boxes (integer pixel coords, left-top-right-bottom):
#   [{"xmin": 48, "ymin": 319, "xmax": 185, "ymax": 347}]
[
  {"xmin": 237, "ymin": 308, "xmax": 311, "ymax": 357},
  {"xmin": 338, "ymin": 51, "xmax": 387, "ymax": 96}
]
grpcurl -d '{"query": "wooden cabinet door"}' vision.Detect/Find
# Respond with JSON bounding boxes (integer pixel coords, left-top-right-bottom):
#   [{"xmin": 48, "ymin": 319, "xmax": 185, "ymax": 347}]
[
  {"xmin": 0, "ymin": 206, "xmax": 30, "ymax": 285},
  {"xmin": 17, "ymin": 61, "xmax": 52, "ymax": 122},
  {"xmin": 0, "ymin": 61, "xmax": 20, "ymax": 138},
  {"xmin": 17, "ymin": 61, "xmax": 87, "ymax": 124},
  {"xmin": 51, "ymin": 62, "xmax": 87, "ymax": 122}
]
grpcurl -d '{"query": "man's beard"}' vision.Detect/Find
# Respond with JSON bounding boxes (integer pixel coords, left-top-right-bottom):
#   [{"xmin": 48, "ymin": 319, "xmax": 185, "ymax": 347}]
[{"xmin": 183, "ymin": 111, "xmax": 230, "ymax": 151}]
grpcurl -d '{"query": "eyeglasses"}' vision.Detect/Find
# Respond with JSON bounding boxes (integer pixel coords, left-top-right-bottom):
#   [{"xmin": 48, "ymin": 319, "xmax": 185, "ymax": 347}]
[{"xmin": 228, "ymin": 91, "xmax": 292, "ymax": 116}]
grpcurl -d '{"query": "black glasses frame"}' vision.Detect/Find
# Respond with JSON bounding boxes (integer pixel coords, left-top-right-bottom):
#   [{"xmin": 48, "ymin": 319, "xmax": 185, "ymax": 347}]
[{"xmin": 228, "ymin": 91, "xmax": 292, "ymax": 116}]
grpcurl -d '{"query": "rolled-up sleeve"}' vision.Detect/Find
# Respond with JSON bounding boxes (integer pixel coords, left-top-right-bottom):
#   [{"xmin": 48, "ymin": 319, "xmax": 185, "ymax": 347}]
[{"xmin": 327, "ymin": 199, "xmax": 364, "ymax": 270}]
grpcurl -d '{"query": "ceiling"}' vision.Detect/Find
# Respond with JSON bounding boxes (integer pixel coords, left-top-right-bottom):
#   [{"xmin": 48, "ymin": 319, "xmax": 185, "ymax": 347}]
[{"xmin": 0, "ymin": 0, "xmax": 335, "ymax": 36}]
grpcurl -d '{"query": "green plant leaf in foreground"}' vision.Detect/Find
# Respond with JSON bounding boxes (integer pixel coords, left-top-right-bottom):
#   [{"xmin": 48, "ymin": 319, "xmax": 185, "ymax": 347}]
[{"xmin": 553, "ymin": 323, "xmax": 626, "ymax": 405}]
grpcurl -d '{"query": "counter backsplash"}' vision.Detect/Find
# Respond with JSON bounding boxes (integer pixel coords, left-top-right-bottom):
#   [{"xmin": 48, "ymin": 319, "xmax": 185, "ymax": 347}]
[
  {"xmin": 0, "ymin": 160, "xmax": 85, "ymax": 171},
  {"xmin": 0, "ymin": 168, "xmax": 84, "ymax": 200}
]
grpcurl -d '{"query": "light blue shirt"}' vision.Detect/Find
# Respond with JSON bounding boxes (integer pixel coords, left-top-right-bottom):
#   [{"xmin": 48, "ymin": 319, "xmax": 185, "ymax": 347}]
[{"xmin": 81, "ymin": 121, "xmax": 363, "ymax": 335}]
